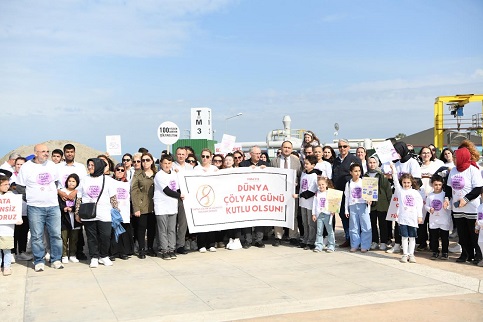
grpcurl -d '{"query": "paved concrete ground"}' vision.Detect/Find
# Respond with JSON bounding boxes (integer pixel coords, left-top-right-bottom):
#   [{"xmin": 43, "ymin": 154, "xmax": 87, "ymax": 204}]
[{"xmin": 1, "ymin": 232, "xmax": 483, "ymax": 322}]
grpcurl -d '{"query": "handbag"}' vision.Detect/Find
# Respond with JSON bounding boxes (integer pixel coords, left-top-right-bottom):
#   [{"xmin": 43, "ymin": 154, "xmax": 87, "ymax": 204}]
[{"xmin": 79, "ymin": 175, "xmax": 105, "ymax": 220}]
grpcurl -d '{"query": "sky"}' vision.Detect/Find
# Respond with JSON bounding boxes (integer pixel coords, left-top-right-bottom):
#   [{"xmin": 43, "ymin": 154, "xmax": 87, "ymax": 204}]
[{"xmin": 1, "ymin": 0, "xmax": 483, "ymax": 156}]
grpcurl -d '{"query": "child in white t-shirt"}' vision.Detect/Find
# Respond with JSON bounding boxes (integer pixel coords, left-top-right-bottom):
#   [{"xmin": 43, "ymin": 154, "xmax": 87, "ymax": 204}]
[
  {"xmin": 425, "ymin": 174, "xmax": 451, "ymax": 260},
  {"xmin": 0, "ymin": 176, "xmax": 23, "ymax": 276},
  {"xmin": 312, "ymin": 177, "xmax": 336, "ymax": 252},
  {"xmin": 59, "ymin": 173, "xmax": 81, "ymax": 264}
]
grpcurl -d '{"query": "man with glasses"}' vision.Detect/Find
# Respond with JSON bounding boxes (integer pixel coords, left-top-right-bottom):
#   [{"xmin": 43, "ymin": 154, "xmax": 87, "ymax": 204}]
[
  {"xmin": 239, "ymin": 146, "xmax": 269, "ymax": 248},
  {"xmin": 332, "ymin": 139, "xmax": 362, "ymax": 248},
  {"xmin": 171, "ymin": 146, "xmax": 193, "ymax": 255},
  {"xmin": 16, "ymin": 143, "xmax": 64, "ymax": 272}
]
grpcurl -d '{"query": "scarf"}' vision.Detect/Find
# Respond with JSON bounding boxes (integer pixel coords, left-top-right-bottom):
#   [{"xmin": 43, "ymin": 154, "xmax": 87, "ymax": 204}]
[
  {"xmin": 455, "ymin": 148, "xmax": 478, "ymax": 172},
  {"xmin": 367, "ymin": 156, "xmax": 380, "ymax": 173},
  {"xmin": 393, "ymin": 141, "xmax": 411, "ymax": 163},
  {"xmin": 87, "ymin": 158, "xmax": 105, "ymax": 177}
]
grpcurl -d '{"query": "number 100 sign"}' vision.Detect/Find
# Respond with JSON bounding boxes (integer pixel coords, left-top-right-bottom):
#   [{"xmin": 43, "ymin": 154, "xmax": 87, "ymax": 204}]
[{"xmin": 157, "ymin": 121, "xmax": 180, "ymax": 145}]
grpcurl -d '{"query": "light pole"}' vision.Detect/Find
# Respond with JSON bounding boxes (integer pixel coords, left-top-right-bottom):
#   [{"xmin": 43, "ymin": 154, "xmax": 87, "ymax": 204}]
[{"xmin": 225, "ymin": 113, "xmax": 243, "ymax": 136}]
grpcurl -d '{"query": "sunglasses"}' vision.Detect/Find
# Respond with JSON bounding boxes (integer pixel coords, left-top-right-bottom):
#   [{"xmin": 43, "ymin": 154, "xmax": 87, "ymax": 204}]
[
  {"xmin": 234, "ymin": 156, "xmax": 243, "ymax": 160},
  {"xmin": 142, "ymin": 159, "xmax": 152, "ymax": 162},
  {"xmin": 133, "ymin": 160, "xmax": 141, "ymax": 163},
  {"xmin": 116, "ymin": 168, "xmax": 125, "ymax": 172},
  {"xmin": 187, "ymin": 159, "xmax": 196, "ymax": 163},
  {"xmin": 213, "ymin": 159, "xmax": 222, "ymax": 162},
  {"xmin": 201, "ymin": 155, "xmax": 211, "ymax": 159},
  {"xmin": 122, "ymin": 159, "xmax": 131, "ymax": 162},
  {"xmin": 338, "ymin": 145, "xmax": 349, "ymax": 149}
]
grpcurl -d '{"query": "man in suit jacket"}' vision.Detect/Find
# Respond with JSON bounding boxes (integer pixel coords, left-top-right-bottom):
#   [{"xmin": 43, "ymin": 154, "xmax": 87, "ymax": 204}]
[{"xmin": 271, "ymin": 141, "xmax": 302, "ymax": 246}]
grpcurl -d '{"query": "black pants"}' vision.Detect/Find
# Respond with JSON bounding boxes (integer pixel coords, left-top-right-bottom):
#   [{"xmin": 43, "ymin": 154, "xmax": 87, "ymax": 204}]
[
  {"xmin": 455, "ymin": 217, "xmax": 482, "ymax": 261},
  {"xmin": 84, "ymin": 220, "xmax": 111, "ymax": 259},
  {"xmin": 76, "ymin": 226, "xmax": 86, "ymax": 256},
  {"xmin": 13, "ymin": 216, "xmax": 29, "ymax": 254},
  {"xmin": 370, "ymin": 211, "xmax": 388, "ymax": 243},
  {"xmin": 429, "ymin": 228, "xmax": 449, "ymax": 254},
  {"xmin": 393, "ymin": 222, "xmax": 401, "ymax": 244},
  {"xmin": 110, "ymin": 223, "xmax": 134, "ymax": 256},
  {"xmin": 137, "ymin": 212, "xmax": 156, "ymax": 250},
  {"xmin": 197, "ymin": 231, "xmax": 216, "ymax": 249},
  {"xmin": 417, "ymin": 214, "xmax": 430, "ymax": 246}
]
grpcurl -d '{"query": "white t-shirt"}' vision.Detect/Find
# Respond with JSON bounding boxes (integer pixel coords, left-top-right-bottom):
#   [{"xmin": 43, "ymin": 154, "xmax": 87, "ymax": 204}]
[
  {"xmin": 420, "ymin": 161, "xmax": 441, "ymax": 196},
  {"xmin": 194, "ymin": 165, "xmax": 218, "ymax": 173},
  {"xmin": 312, "ymin": 190, "xmax": 330, "ymax": 216},
  {"xmin": 153, "ymin": 170, "xmax": 180, "ymax": 215},
  {"xmin": 172, "ymin": 161, "xmax": 193, "ymax": 172},
  {"xmin": 344, "ymin": 179, "xmax": 366, "ymax": 214},
  {"xmin": 395, "ymin": 158, "xmax": 422, "ymax": 179},
  {"xmin": 315, "ymin": 160, "xmax": 332, "ymax": 179},
  {"xmin": 448, "ymin": 165, "xmax": 483, "ymax": 217},
  {"xmin": 56, "ymin": 161, "xmax": 87, "ymax": 189},
  {"xmin": 425, "ymin": 191, "xmax": 451, "ymax": 231},
  {"xmin": 392, "ymin": 171, "xmax": 423, "ymax": 228},
  {"xmin": 112, "ymin": 180, "xmax": 131, "ymax": 223},
  {"xmin": 299, "ymin": 171, "xmax": 318, "ymax": 209},
  {"xmin": 78, "ymin": 175, "xmax": 117, "ymax": 222},
  {"xmin": 17, "ymin": 159, "xmax": 59, "ymax": 207}
]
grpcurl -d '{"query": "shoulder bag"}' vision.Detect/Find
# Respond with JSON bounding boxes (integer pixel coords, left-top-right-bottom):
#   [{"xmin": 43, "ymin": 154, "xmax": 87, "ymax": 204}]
[{"xmin": 79, "ymin": 175, "xmax": 105, "ymax": 220}]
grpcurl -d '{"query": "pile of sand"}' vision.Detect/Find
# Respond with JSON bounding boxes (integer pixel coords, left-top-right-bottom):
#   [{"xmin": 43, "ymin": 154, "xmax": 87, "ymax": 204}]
[{"xmin": 0, "ymin": 140, "xmax": 116, "ymax": 167}]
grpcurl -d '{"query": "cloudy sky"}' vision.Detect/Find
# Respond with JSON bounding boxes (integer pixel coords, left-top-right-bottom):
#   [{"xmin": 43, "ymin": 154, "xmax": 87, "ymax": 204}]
[{"xmin": 1, "ymin": 0, "xmax": 482, "ymax": 156}]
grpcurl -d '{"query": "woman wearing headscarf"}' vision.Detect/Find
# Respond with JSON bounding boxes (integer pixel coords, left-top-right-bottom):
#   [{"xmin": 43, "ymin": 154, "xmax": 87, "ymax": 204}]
[
  {"xmin": 447, "ymin": 147, "xmax": 483, "ymax": 264},
  {"xmin": 75, "ymin": 158, "xmax": 118, "ymax": 268}
]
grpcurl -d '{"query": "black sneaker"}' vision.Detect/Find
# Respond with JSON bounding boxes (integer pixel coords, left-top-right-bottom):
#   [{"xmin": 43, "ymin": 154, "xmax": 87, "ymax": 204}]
[
  {"xmin": 309, "ymin": 244, "xmax": 316, "ymax": 250},
  {"xmin": 430, "ymin": 252, "xmax": 439, "ymax": 260},
  {"xmin": 169, "ymin": 252, "xmax": 177, "ymax": 260},
  {"xmin": 242, "ymin": 242, "xmax": 251, "ymax": 249},
  {"xmin": 254, "ymin": 241, "xmax": 265, "ymax": 248},
  {"xmin": 272, "ymin": 239, "xmax": 281, "ymax": 247},
  {"xmin": 76, "ymin": 252, "xmax": 88, "ymax": 260},
  {"xmin": 161, "ymin": 252, "xmax": 171, "ymax": 260},
  {"xmin": 441, "ymin": 253, "xmax": 448, "ymax": 260},
  {"xmin": 289, "ymin": 238, "xmax": 300, "ymax": 246},
  {"xmin": 176, "ymin": 247, "xmax": 187, "ymax": 255},
  {"xmin": 299, "ymin": 243, "xmax": 306, "ymax": 249}
]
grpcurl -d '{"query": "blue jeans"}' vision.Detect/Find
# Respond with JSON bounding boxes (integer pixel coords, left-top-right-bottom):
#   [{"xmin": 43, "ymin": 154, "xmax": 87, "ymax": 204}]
[
  {"xmin": 1, "ymin": 249, "xmax": 12, "ymax": 268},
  {"xmin": 315, "ymin": 213, "xmax": 335, "ymax": 251},
  {"xmin": 28, "ymin": 205, "xmax": 63, "ymax": 265},
  {"xmin": 348, "ymin": 203, "xmax": 372, "ymax": 250}
]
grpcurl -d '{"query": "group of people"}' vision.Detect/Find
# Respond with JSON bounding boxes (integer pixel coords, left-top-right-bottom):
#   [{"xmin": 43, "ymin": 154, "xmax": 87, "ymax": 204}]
[{"xmin": 1, "ymin": 132, "xmax": 483, "ymax": 276}]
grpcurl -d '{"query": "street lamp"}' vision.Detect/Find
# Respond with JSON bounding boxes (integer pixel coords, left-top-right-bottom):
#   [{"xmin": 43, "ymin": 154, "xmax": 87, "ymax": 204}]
[{"xmin": 225, "ymin": 113, "xmax": 243, "ymax": 135}]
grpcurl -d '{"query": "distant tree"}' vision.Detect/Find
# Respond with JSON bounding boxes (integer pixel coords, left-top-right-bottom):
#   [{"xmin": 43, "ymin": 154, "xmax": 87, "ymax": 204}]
[{"xmin": 395, "ymin": 133, "xmax": 406, "ymax": 140}]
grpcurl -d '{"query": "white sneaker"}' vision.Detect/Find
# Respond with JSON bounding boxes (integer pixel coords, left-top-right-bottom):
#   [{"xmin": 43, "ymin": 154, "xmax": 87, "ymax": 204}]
[
  {"xmin": 16, "ymin": 252, "xmax": 33, "ymax": 261},
  {"xmin": 52, "ymin": 260, "xmax": 64, "ymax": 269},
  {"xmin": 44, "ymin": 252, "xmax": 50, "ymax": 262},
  {"xmin": 89, "ymin": 258, "xmax": 99, "ymax": 268},
  {"xmin": 226, "ymin": 238, "xmax": 234, "ymax": 249},
  {"xmin": 229, "ymin": 238, "xmax": 243, "ymax": 250},
  {"xmin": 386, "ymin": 243, "xmax": 401, "ymax": 254},
  {"xmin": 34, "ymin": 263, "xmax": 45, "ymax": 272},
  {"xmin": 11, "ymin": 255, "xmax": 16, "ymax": 264},
  {"xmin": 370, "ymin": 242, "xmax": 378, "ymax": 250},
  {"xmin": 448, "ymin": 244, "xmax": 462, "ymax": 253},
  {"xmin": 69, "ymin": 256, "xmax": 79, "ymax": 263},
  {"xmin": 199, "ymin": 247, "xmax": 207, "ymax": 253},
  {"xmin": 408, "ymin": 255, "xmax": 417, "ymax": 263},
  {"xmin": 99, "ymin": 257, "xmax": 113, "ymax": 266},
  {"xmin": 400, "ymin": 255, "xmax": 408, "ymax": 263},
  {"xmin": 379, "ymin": 243, "xmax": 387, "ymax": 251},
  {"xmin": 61, "ymin": 256, "xmax": 69, "ymax": 264},
  {"xmin": 209, "ymin": 246, "xmax": 217, "ymax": 252},
  {"xmin": 184, "ymin": 240, "xmax": 191, "ymax": 251},
  {"xmin": 449, "ymin": 230, "xmax": 458, "ymax": 239}
]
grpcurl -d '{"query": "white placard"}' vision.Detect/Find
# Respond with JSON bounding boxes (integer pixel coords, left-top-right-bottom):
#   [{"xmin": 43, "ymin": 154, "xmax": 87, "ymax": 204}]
[
  {"xmin": 386, "ymin": 195, "xmax": 399, "ymax": 221},
  {"xmin": 191, "ymin": 107, "xmax": 213, "ymax": 140},
  {"xmin": 374, "ymin": 140, "xmax": 399, "ymax": 164},
  {"xmin": 179, "ymin": 167, "xmax": 296, "ymax": 233},
  {"xmin": 157, "ymin": 121, "xmax": 180, "ymax": 145},
  {"xmin": 0, "ymin": 194, "xmax": 22, "ymax": 224},
  {"xmin": 106, "ymin": 135, "xmax": 122, "ymax": 156}
]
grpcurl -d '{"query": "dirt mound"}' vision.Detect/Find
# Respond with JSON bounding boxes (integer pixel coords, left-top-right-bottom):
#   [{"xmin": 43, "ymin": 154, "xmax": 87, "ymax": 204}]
[{"xmin": 0, "ymin": 140, "xmax": 117, "ymax": 167}]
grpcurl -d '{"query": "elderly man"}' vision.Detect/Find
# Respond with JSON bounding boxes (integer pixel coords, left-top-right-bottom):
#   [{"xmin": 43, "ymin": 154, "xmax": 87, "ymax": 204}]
[
  {"xmin": 1, "ymin": 152, "xmax": 21, "ymax": 173},
  {"xmin": 172, "ymin": 146, "xmax": 194, "ymax": 255},
  {"xmin": 271, "ymin": 141, "xmax": 302, "ymax": 246},
  {"xmin": 239, "ymin": 146, "xmax": 269, "ymax": 248},
  {"xmin": 332, "ymin": 139, "xmax": 362, "ymax": 248},
  {"xmin": 16, "ymin": 143, "xmax": 64, "ymax": 272}
]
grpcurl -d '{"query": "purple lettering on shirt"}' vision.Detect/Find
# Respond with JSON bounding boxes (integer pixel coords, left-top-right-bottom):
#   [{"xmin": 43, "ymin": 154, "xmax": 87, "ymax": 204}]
[
  {"xmin": 301, "ymin": 178, "xmax": 308, "ymax": 191},
  {"xmin": 351, "ymin": 187, "xmax": 362, "ymax": 199},
  {"xmin": 66, "ymin": 200, "xmax": 74, "ymax": 207},
  {"xmin": 404, "ymin": 195, "xmax": 415, "ymax": 207},
  {"xmin": 117, "ymin": 188, "xmax": 128, "ymax": 200},
  {"xmin": 431, "ymin": 199, "xmax": 443, "ymax": 211},
  {"xmin": 87, "ymin": 185, "xmax": 101, "ymax": 198},
  {"xmin": 319, "ymin": 197, "xmax": 326, "ymax": 208},
  {"xmin": 478, "ymin": 212, "xmax": 483, "ymax": 221},
  {"xmin": 451, "ymin": 175, "xmax": 465, "ymax": 190},
  {"xmin": 37, "ymin": 173, "xmax": 52, "ymax": 185},
  {"xmin": 169, "ymin": 180, "xmax": 177, "ymax": 191}
]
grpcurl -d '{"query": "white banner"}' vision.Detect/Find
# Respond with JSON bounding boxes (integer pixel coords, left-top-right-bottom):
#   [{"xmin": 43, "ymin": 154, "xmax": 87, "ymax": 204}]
[
  {"xmin": 386, "ymin": 194, "xmax": 399, "ymax": 222},
  {"xmin": 179, "ymin": 167, "xmax": 296, "ymax": 233},
  {"xmin": 0, "ymin": 194, "xmax": 22, "ymax": 224}
]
